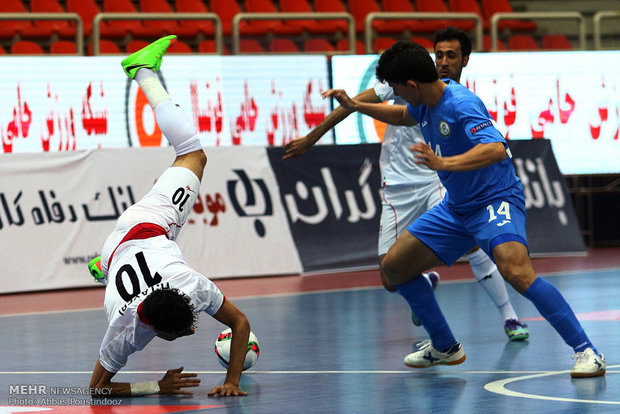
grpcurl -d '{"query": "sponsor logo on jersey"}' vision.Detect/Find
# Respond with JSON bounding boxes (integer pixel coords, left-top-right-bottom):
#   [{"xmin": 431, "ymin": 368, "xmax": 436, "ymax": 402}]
[{"xmin": 470, "ymin": 120, "xmax": 493, "ymax": 134}]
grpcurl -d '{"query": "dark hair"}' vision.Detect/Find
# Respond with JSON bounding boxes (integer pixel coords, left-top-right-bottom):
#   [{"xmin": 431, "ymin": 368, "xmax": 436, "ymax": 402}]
[
  {"xmin": 376, "ymin": 41, "xmax": 439, "ymax": 85},
  {"xmin": 142, "ymin": 288, "xmax": 196, "ymax": 334},
  {"xmin": 433, "ymin": 26, "xmax": 472, "ymax": 57}
]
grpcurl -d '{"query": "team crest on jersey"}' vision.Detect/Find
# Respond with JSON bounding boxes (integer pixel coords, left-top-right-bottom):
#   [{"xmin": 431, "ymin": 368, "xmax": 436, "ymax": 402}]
[{"xmin": 439, "ymin": 120, "xmax": 451, "ymax": 137}]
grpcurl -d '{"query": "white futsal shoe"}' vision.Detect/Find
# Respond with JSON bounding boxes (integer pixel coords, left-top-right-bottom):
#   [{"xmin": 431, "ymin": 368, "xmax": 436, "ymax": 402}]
[
  {"xmin": 404, "ymin": 339, "xmax": 466, "ymax": 368},
  {"xmin": 571, "ymin": 348, "xmax": 606, "ymax": 378}
]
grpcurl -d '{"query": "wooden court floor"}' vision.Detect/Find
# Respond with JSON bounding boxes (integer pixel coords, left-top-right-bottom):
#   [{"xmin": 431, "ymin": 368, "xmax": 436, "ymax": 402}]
[{"xmin": 1, "ymin": 248, "xmax": 619, "ymax": 413}]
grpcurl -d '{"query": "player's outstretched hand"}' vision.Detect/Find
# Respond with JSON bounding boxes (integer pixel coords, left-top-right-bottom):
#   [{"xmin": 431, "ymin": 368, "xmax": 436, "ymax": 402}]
[
  {"xmin": 158, "ymin": 367, "xmax": 201, "ymax": 395},
  {"xmin": 283, "ymin": 136, "xmax": 313, "ymax": 159},
  {"xmin": 321, "ymin": 89, "xmax": 356, "ymax": 110},
  {"xmin": 208, "ymin": 382, "xmax": 247, "ymax": 397}
]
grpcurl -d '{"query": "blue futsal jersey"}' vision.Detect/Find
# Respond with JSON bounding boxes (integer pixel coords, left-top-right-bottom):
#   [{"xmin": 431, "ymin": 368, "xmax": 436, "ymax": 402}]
[{"xmin": 407, "ymin": 79, "xmax": 524, "ymax": 213}]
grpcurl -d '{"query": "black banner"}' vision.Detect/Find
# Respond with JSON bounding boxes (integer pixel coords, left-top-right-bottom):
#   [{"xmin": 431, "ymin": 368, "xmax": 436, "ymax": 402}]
[
  {"xmin": 508, "ymin": 139, "xmax": 586, "ymax": 255},
  {"xmin": 268, "ymin": 144, "xmax": 382, "ymax": 272}
]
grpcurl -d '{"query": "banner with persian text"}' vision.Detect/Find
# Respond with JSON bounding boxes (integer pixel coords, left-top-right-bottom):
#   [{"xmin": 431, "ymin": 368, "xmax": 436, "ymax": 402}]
[
  {"xmin": 0, "ymin": 147, "xmax": 301, "ymax": 294},
  {"xmin": 331, "ymin": 51, "xmax": 620, "ymax": 175},
  {"xmin": 0, "ymin": 55, "xmax": 330, "ymax": 153}
]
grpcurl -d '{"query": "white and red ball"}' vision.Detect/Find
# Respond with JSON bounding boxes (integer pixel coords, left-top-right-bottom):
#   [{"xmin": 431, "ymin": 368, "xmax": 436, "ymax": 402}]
[{"xmin": 214, "ymin": 328, "xmax": 260, "ymax": 370}]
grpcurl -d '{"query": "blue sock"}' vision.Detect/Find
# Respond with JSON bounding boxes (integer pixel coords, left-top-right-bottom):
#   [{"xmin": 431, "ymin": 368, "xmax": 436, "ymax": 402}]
[
  {"xmin": 395, "ymin": 275, "xmax": 456, "ymax": 352},
  {"xmin": 524, "ymin": 277, "xmax": 596, "ymax": 354}
]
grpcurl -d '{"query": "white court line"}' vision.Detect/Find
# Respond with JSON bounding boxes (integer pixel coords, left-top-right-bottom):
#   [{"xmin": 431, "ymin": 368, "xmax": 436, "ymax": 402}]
[
  {"xmin": 484, "ymin": 364, "xmax": 620, "ymax": 405},
  {"xmin": 1, "ymin": 369, "xmax": 618, "ymax": 375}
]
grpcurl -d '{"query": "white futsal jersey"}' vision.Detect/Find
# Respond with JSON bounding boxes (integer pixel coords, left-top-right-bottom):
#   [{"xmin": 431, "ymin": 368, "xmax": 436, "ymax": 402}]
[
  {"xmin": 373, "ymin": 82, "xmax": 445, "ymax": 255},
  {"xmin": 97, "ymin": 167, "xmax": 224, "ymax": 374}
]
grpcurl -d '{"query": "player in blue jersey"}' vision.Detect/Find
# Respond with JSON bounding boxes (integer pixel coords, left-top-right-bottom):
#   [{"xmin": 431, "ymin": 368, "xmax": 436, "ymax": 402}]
[
  {"xmin": 322, "ymin": 40, "xmax": 606, "ymax": 378},
  {"xmin": 285, "ymin": 27, "xmax": 529, "ymax": 342}
]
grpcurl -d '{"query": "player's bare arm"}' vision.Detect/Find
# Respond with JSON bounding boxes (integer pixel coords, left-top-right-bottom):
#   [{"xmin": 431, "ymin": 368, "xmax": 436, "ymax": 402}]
[
  {"xmin": 283, "ymin": 88, "xmax": 381, "ymax": 159},
  {"xmin": 89, "ymin": 359, "xmax": 200, "ymax": 397},
  {"xmin": 322, "ymin": 89, "xmax": 416, "ymax": 126},
  {"xmin": 208, "ymin": 299, "xmax": 251, "ymax": 397},
  {"xmin": 412, "ymin": 141, "xmax": 506, "ymax": 171}
]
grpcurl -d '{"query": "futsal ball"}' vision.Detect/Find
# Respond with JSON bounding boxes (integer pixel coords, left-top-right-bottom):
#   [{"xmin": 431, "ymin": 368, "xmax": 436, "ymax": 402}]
[{"xmin": 214, "ymin": 328, "xmax": 260, "ymax": 370}]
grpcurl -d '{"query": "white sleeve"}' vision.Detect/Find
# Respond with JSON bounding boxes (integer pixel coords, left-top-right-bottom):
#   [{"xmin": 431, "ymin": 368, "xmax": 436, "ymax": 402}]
[
  {"xmin": 98, "ymin": 320, "xmax": 155, "ymax": 373},
  {"xmin": 373, "ymin": 81, "xmax": 395, "ymax": 102},
  {"xmin": 190, "ymin": 273, "xmax": 225, "ymax": 316}
]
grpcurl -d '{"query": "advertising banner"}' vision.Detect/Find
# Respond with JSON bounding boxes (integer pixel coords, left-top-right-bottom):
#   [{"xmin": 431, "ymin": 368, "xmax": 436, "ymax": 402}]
[
  {"xmin": 331, "ymin": 51, "xmax": 620, "ymax": 175},
  {"xmin": 0, "ymin": 55, "xmax": 330, "ymax": 153},
  {"xmin": 267, "ymin": 144, "xmax": 382, "ymax": 272},
  {"xmin": 508, "ymin": 139, "xmax": 586, "ymax": 255},
  {"xmin": 0, "ymin": 147, "xmax": 301, "ymax": 294}
]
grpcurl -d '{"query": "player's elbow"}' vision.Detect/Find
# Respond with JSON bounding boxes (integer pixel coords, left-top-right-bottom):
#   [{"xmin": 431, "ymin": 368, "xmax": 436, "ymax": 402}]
[{"xmin": 489, "ymin": 143, "xmax": 507, "ymax": 163}]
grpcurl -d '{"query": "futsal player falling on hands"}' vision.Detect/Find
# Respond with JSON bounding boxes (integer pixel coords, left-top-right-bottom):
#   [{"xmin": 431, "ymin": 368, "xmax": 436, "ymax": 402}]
[
  {"xmin": 88, "ymin": 35, "xmax": 251, "ymax": 397},
  {"xmin": 323, "ymin": 41, "xmax": 606, "ymax": 378}
]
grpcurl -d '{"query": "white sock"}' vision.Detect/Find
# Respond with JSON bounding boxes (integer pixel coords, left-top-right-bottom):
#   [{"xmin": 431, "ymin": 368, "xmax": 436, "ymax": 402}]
[
  {"xmin": 153, "ymin": 100, "xmax": 202, "ymax": 156},
  {"xmin": 134, "ymin": 68, "xmax": 201, "ymax": 156},
  {"xmin": 135, "ymin": 68, "xmax": 170, "ymax": 109},
  {"xmin": 467, "ymin": 249, "xmax": 518, "ymax": 321}
]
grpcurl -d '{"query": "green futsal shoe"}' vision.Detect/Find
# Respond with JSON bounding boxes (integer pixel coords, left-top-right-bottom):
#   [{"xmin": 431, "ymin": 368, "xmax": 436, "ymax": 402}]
[
  {"xmin": 121, "ymin": 35, "xmax": 178, "ymax": 79},
  {"xmin": 88, "ymin": 256, "xmax": 106, "ymax": 285}
]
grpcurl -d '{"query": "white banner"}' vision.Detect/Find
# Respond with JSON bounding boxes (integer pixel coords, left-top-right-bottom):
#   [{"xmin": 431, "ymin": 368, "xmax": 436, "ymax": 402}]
[
  {"xmin": 0, "ymin": 147, "xmax": 301, "ymax": 294},
  {"xmin": 0, "ymin": 55, "xmax": 330, "ymax": 153},
  {"xmin": 331, "ymin": 51, "xmax": 620, "ymax": 175}
]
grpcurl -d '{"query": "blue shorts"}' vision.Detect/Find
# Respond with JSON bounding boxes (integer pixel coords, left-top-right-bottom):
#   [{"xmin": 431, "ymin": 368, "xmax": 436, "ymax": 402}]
[{"xmin": 408, "ymin": 198, "xmax": 528, "ymax": 266}]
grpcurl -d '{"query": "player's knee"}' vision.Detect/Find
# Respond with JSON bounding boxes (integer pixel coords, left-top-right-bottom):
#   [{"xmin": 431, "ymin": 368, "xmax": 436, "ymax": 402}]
[
  {"xmin": 380, "ymin": 271, "xmax": 398, "ymax": 292},
  {"xmin": 495, "ymin": 261, "xmax": 534, "ymax": 294},
  {"xmin": 380, "ymin": 257, "xmax": 405, "ymax": 287}
]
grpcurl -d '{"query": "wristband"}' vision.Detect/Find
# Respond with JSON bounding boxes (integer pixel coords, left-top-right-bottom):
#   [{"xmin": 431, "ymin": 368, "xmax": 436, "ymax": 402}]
[{"xmin": 130, "ymin": 381, "xmax": 160, "ymax": 396}]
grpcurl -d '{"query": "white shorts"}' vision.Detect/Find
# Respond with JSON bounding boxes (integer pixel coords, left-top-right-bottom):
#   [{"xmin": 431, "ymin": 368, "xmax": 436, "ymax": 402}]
[
  {"xmin": 378, "ymin": 179, "xmax": 445, "ymax": 256},
  {"xmin": 101, "ymin": 166, "xmax": 200, "ymax": 274}
]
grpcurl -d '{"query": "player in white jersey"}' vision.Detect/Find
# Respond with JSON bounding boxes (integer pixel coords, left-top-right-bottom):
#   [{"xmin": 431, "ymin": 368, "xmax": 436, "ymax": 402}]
[
  {"xmin": 284, "ymin": 27, "xmax": 529, "ymax": 341},
  {"xmin": 88, "ymin": 35, "xmax": 251, "ymax": 398}
]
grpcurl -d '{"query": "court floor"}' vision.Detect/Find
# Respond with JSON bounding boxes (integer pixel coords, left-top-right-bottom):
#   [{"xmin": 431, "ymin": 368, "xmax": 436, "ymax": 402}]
[{"xmin": 1, "ymin": 249, "xmax": 619, "ymax": 414}]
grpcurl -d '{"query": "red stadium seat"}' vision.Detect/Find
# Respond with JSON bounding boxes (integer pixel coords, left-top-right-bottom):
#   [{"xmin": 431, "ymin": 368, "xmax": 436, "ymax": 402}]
[
  {"xmin": 411, "ymin": 36, "xmax": 434, "ymax": 50},
  {"xmin": 30, "ymin": 0, "xmax": 76, "ymax": 37},
  {"xmin": 167, "ymin": 39, "xmax": 194, "ymax": 53},
  {"xmin": 279, "ymin": 0, "xmax": 348, "ymax": 35},
  {"xmin": 198, "ymin": 39, "xmax": 230, "ymax": 54},
  {"xmin": 349, "ymin": 0, "xmax": 382, "ymax": 34},
  {"xmin": 0, "ymin": 45, "xmax": 5, "ymax": 54},
  {"xmin": 125, "ymin": 39, "xmax": 150, "ymax": 53},
  {"xmin": 541, "ymin": 34, "xmax": 572, "ymax": 50},
  {"xmin": 140, "ymin": 0, "xmax": 195, "ymax": 37},
  {"xmin": 376, "ymin": 0, "xmax": 416, "ymax": 33},
  {"xmin": 66, "ymin": 0, "xmax": 100, "ymax": 37},
  {"xmin": 336, "ymin": 38, "xmax": 365, "ymax": 54},
  {"xmin": 373, "ymin": 37, "xmax": 397, "ymax": 53},
  {"xmin": 303, "ymin": 38, "xmax": 335, "ymax": 52},
  {"xmin": 508, "ymin": 34, "xmax": 539, "ymax": 51},
  {"xmin": 210, "ymin": 0, "xmax": 243, "ymax": 36},
  {"xmin": 0, "ymin": 0, "xmax": 50, "ymax": 39},
  {"xmin": 239, "ymin": 39, "xmax": 266, "ymax": 53},
  {"xmin": 102, "ymin": 0, "xmax": 152, "ymax": 38},
  {"xmin": 11, "ymin": 40, "xmax": 45, "ymax": 54},
  {"xmin": 243, "ymin": 0, "xmax": 303, "ymax": 36},
  {"xmin": 268, "ymin": 38, "xmax": 300, "ymax": 53},
  {"xmin": 50, "ymin": 40, "xmax": 77, "ymax": 54},
  {"xmin": 88, "ymin": 39, "xmax": 122, "ymax": 55},
  {"xmin": 448, "ymin": 0, "xmax": 485, "ymax": 30},
  {"xmin": 483, "ymin": 35, "xmax": 506, "ymax": 51},
  {"xmin": 481, "ymin": 0, "xmax": 537, "ymax": 32},
  {"xmin": 174, "ymin": 0, "xmax": 216, "ymax": 37},
  {"xmin": 412, "ymin": 0, "xmax": 454, "ymax": 33},
  {"xmin": 313, "ymin": 0, "xmax": 350, "ymax": 34}
]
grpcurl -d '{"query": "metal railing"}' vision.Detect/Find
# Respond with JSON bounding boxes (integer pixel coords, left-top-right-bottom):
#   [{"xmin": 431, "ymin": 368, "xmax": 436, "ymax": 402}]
[
  {"xmin": 364, "ymin": 12, "xmax": 483, "ymax": 53},
  {"xmin": 593, "ymin": 10, "xmax": 620, "ymax": 50},
  {"xmin": 91, "ymin": 13, "xmax": 222, "ymax": 55},
  {"xmin": 0, "ymin": 13, "xmax": 83, "ymax": 55},
  {"xmin": 232, "ymin": 12, "xmax": 355, "ymax": 55},
  {"xmin": 490, "ymin": 11, "xmax": 586, "ymax": 51}
]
